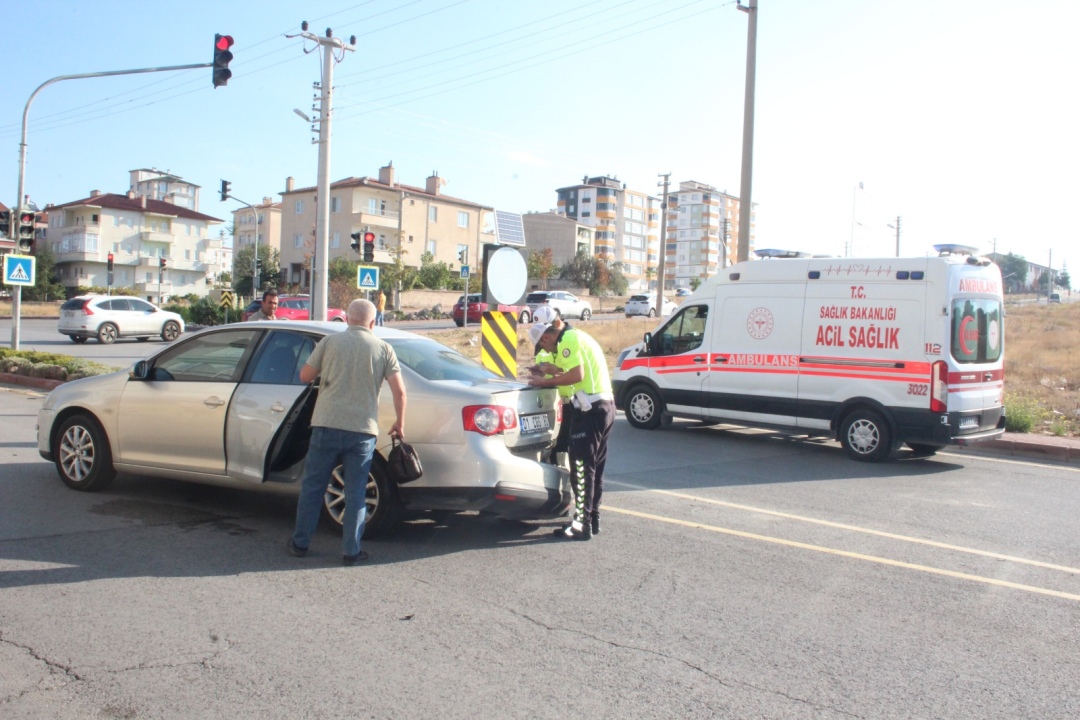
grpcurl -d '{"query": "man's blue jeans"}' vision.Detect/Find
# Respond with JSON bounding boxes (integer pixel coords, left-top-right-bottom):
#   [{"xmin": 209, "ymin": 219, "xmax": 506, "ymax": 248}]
[{"xmin": 292, "ymin": 427, "xmax": 377, "ymax": 557}]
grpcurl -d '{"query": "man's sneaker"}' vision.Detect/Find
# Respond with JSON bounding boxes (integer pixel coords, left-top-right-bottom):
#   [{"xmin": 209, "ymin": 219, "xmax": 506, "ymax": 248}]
[
  {"xmin": 286, "ymin": 538, "xmax": 308, "ymax": 557},
  {"xmin": 591, "ymin": 514, "xmax": 601, "ymax": 536},
  {"xmin": 552, "ymin": 520, "xmax": 592, "ymax": 541},
  {"xmin": 342, "ymin": 550, "xmax": 370, "ymax": 566}
]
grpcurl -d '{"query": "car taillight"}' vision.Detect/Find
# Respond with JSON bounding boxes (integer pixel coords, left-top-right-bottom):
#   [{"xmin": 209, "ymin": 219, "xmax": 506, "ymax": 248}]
[
  {"xmin": 930, "ymin": 360, "xmax": 948, "ymax": 413},
  {"xmin": 462, "ymin": 405, "xmax": 518, "ymax": 435},
  {"xmin": 82, "ymin": 305, "xmax": 94, "ymax": 315}
]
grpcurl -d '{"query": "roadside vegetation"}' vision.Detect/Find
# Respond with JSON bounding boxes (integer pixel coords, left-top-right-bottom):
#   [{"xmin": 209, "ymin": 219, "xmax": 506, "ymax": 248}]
[{"xmin": 5, "ymin": 294, "xmax": 1079, "ymax": 436}]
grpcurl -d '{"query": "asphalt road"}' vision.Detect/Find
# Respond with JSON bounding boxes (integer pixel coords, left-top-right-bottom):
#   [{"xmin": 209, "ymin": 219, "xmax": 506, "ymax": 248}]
[{"xmin": 2, "ymin": 386, "xmax": 1078, "ymax": 719}]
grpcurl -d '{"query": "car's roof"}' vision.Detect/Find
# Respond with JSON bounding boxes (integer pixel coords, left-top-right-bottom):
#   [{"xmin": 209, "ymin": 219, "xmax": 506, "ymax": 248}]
[{"xmin": 231, "ymin": 319, "xmax": 426, "ymax": 341}]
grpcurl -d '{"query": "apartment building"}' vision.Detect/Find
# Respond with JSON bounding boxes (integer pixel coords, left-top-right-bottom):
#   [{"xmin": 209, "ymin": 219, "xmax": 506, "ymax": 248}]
[
  {"xmin": 45, "ymin": 190, "xmax": 224, "ymax": 302},
  {"xmin": 555, "ymin": 175, "xmax": 660, "ymax": 291},
  {"xmin": 665, "ymin": 180, "xmax": 754, "ymax": 289},
  {"xmin": 231, "ymin": 197, "xmax": 282, "ymax": 254},
  {"xmin": 521, "ymin": 211, "xmax": 595, "ymax": 267},
  {"xmin": 129, "ymin": 168, "xmax": 201, "ymax": 210},
  {"xmin": 278, "ymin": 163, "xmax": 495, "ymax": 289}
]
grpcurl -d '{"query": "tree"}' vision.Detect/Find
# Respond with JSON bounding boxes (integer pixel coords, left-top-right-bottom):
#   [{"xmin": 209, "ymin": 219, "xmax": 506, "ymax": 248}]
[
  {"xmin": 559, "ymin": 249, "xmax": 598, "ymax": 290},
  {"xmin": 232, "ymin": 244, "xmax": 281, "ymax": 297},
  {"xmin": 1057, "ymin": 266, "xmax": 1071, "ymax": 291},
  {"xmin": 417, "ymin": 251, "xmax": 452, "ymax": 290},
  {"xmin": 558, "ymin": 249, "xmax": 627, "ymax": 296},
  {"xmin": 689, "ymin": 276, "xmax": 702, "ymax": 291},
  {"xmin": 22, "ymin": 244, "xmax": 67, "ymax": 301},
  {"xmin": 996, "ymin": 253, "xmax": 1028, "ymax": 294},
  {"xmin": 527, "ymin": 248, "xmax": 556, "ymax": 290}
]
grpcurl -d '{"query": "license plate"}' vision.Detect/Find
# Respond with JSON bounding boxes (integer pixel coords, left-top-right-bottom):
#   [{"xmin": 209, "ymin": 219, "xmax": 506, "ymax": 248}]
[
  {"xmin": 520, "ymin": 413, "xmax": 550, "ymax": 434},
  {"xmin": 959, "ymin": 416, "xmax": 979, "ymax": 429}
]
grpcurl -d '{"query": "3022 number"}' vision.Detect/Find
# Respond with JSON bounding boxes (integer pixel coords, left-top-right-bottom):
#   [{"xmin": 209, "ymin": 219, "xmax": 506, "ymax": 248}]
[{"xmin": 908, "ymin": 384, "xmax": 928, "ymax": 396}]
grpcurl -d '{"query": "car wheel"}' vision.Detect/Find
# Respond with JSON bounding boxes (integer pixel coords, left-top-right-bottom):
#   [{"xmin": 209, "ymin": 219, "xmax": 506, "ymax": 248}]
[
  {"xmin": 454, "ymin": 319, "xmax": 464, "ymax": 328},
  {"xmin": 97, "ymin": 323, "xmax": 118, "ymax": 344},
  {"xmin": 323, "ymin": 454, "xmax": 402, "ymax": 538},
  {"xmin": 161, "ymin": 321, "xmax": 181, "ymax": 342},
  {"xmin": 624, "ymin": 384, "xmax": 663, "ymax": 430},
  {"xmin": 331, "ymin": 317, "xmax": 345, "ymax": 322},
  {"xmin": 54, "ymin": 414, "xmax": 116, "ymax": 491},
  {"xmin": 519, "ymin": 311, "xmax": 531, "ymax": 324},
  {"xmin": 580, "ymin": 308, "xmax": 591, "ymax": 321},
  {"xmin": 839, "ymin": 409, "xmax": 895, "ymax": 462},
  {"xmin": 907, "ymin": 443, "xmax": 944, "ymax": 457},
  {"xmin": 647, "ymin": 308, "xmax": 656, "ymax": 318},
  {"xmin": 136, "ymin": 336, "xmax": 150, "ymax": 342},
  {"xmin": 70, "ymin": 336, "xmax": 87, "ymax": 344}
]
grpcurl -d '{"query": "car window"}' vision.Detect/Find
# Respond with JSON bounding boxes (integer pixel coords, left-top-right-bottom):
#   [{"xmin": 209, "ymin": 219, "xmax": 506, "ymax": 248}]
[
  {"xmin": 61, "ymin": 298, "xmax": 87, "ymax": 311},
  {"xmin": 129, "ymin": 299, "xmax": 154, "ymax": 312},
  {"xmin": 629, "ymin": 295, "xmax": 649, "ymax": 302},
  {"xmin": 249, "ymin": 331, "xmax": 316, "ymax": 385},
  {"xmin": 151, "ymin": 329, "xmax": 260, "ymax": 382},
  {"xmin": 387, "ymin": 338, "xmax": 500, "ymax": 382},
  {"xmin": 109, "ymin": 299, "xmax": 132, "ymax": 312},
  {"xmin": 653, "ymin": 305, "xmax": 709, "ymax": 356},
  {"xmin": 526, "ymin": 293, "xmax": 549, "ymax": 303}
]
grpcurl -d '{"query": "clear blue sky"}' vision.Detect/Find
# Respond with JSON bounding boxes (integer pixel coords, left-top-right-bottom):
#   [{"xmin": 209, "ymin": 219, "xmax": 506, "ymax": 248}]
[{"xmin": 3, "ymin": 1, "xmax": 1077, "ymax": 278}]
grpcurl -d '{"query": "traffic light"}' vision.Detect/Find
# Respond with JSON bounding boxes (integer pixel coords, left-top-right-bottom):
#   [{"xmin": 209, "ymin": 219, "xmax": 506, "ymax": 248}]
[
  {"xmin": 458, "ymin": 248, "xmax": 468, "ymax": 265},
  {"xmin": 363, "ymin": 230, "xmax": 376, "ymax": 263},
  {"xmin": 220, "ymin": 179, "xmax": 231, "ymax": 202},
  {"xmin": 17, "ymin": 208, "xmax": 36, "ymax": 253},
  {"xmin": 107, "ymin": 253, "xmax": 114, "ymax": 272},
  {"xmin": 254, "ymin": 256, "xmax": 263, "ymax": 272},
  {"xmin": 0, "ymin": 209, "xmax": 10, "ymax": 239},
  {"xmin": 160, "ymin": 256, "xmax": 168, "ymax": 271},
  {"xmin": 213, "ymin": 34, "xmax": 234, "ymax": 88},
  {"xmin": 350, "ymin": 231, "xmax": 361, "ymax": 252}
]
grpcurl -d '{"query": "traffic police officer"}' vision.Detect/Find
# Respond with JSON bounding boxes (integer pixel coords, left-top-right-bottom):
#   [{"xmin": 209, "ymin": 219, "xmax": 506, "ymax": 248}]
[{"xmin": 528, "ymin": 321, "xmax": 614, "ymax": 540}]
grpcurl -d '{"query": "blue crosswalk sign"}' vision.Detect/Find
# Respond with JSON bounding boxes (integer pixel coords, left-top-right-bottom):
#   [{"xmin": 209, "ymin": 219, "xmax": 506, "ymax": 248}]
[
  {"xmin": 357, "ymin": 266, "xmax": 379, "ymax": 289},
  {"xmin": 3, "ymin": 254, "xmax": 35, "ymax": 286}
]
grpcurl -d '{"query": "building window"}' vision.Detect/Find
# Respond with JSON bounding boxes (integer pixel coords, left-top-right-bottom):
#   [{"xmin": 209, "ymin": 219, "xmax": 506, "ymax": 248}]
[
  {"xmin": 294, "ymin": 234, "xmax": 303, "ymax": 248},
  {"xmin": 368, "ymin": 198, "xmax": 378, "ymax": 213},
  {"xmin": 457, "ymin": 211, "xmax": 469, "ymax": 228},
  {"xmin": 295, "ymin": 200, "xmax": 304, "ymax": 214},
  {"xmin": 331, "ymin": 196, "xmax": 341, "ymax": 213},
  {"xmin": 184, "ymin": 250, "xmax": 191, "ymax": 260},
  {"xmin": 185, "ymin": 223, "xmax": 191, "ymax": 236},
  {"xmin": 426, "ymin": 239, "xmax": 437, "ymax": 256},
  {"xmin": 331, "ymin": 232, "xmax": 340, "ymax": 249},
  {"xmin": 429, "ymin": 206, "xmax": 438, "ymax": 222}
]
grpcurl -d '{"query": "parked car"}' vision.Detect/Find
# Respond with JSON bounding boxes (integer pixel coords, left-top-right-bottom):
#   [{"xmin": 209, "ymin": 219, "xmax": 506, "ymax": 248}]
[
  {"xmin": 241, "ymin": 295, "xmax": 347, "ymax": 322},
  {"xmin": 452, "ymin": 294, "xmax": 530, "ymax": 327},
  {"xmin": 624, "ymin": 294, "xmax": 678, "ymax": 318},
  {"xmin": 37, "ymin": 322, "xmax": 570, "ymax": 537},
  {"xmin": 1049, "ymin": 293, "xmax": 1062, "ymax": 303},
  {"xmin": 675, "ymin": 287, "xmax": 692, "ymax": 297},
  {"xmin": 58, "ymin": 295, "xmax": 185, "ymax": 345},
  {"xmin": 524, "ymin": 291, "xmax": 592, "ymax": 321}
]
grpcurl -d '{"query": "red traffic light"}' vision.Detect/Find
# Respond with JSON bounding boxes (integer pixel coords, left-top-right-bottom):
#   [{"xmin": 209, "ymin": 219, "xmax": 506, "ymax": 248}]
[
  {"xmin": 215, "ymin": 35, "xmax": 234, "ymax": 51},
  {"xmin": 363, "ymin": 232, "xmax": 375, "ymax": 243}
]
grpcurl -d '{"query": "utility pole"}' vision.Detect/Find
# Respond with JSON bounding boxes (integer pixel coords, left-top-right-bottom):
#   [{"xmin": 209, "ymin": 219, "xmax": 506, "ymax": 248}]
[
  {"xmin": 889, "ymin": 216, "xmax": 901, "ymax": 257},
  {"xmin": 292, "ymin": 22, "xmax": 355, "ymax": 321},
  {"xmin": 735, "ymin": 0, "xmax": 758, "ymax": 263},
  {"xmin": 721, "ymin": 217, "xmax": 730, "ymax": 269},
  {"xmin": 221, "ymin": 184, "xmax": 261, "ymax": 294},
  {"xmin": 655, "ymin": 173, "xmax": 671, "ymax": 314}
]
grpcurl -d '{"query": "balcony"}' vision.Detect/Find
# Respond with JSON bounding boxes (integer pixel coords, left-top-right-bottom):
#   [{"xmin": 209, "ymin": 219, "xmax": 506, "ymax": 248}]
[
  {"xmin": 353, "ymin": 209, "xmax": 400, "ymax": 230},
  {"xmin": 140, "ymin": 230, "xmax": 175, "ymax": 244}
]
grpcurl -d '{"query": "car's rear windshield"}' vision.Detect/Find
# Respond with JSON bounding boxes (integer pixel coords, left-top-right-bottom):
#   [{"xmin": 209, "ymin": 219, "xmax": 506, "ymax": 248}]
[
  {"xmin": 387, "ymin": 338, "xmax": 501, "ymax": 382},
  {"xmin": 629, "ymin": 295, "xmax": 649, "ymax": 301},
  {"xmin": 61, "ymin": 299, "xmax": 88, "ymax": 311},
  {"xmin": 526, "ymin": 293, "xmax": 550, "ymax": 303}
]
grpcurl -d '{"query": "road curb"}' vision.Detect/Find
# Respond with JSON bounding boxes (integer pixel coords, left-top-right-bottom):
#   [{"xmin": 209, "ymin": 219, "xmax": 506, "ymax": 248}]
[
  {"xmin": 978, "ymin": 437, "xmax": 1080, "ymax": 465},
  {"xmin": 0, "ymin": 372, "xmax": 62, "ymax": 391}
]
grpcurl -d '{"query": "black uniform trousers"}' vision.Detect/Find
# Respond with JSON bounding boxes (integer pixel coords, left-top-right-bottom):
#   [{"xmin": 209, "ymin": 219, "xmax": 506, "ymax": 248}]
[{"xmin": 567, "ymin": 399, "xmax": 615, "ymax": 523}]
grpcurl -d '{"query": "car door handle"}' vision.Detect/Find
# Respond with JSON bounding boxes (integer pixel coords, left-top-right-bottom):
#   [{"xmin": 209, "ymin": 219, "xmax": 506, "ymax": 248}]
[
  {"xmin": 984, "ymin": 372, "xmax": 994, "ymax": 382},
  {"xmin": 204, "ymin": 397, "xmax": 226, "ymax": 408},
  {"xmin": 692, "ymin": 356, "xmax": 706, "ymax": 363},
  {"xmin": 712, "ymin": 356, "xmax": 727, "ymax": 363},
  {"xmin": 271, "ymin": 402, "xmax": 286, "ymax": 413}
]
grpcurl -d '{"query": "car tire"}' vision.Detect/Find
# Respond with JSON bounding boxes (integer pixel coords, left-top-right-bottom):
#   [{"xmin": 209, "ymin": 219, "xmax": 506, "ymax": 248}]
[
  {"xmin": 454, "ymin": 320, "xmax": 464, "ymax": 328},
  {"xmin": 839, "ymin": 409, "xmax": 895, "ymax": 462},
  {"xmin": 54, "ymin": 414, "xmax": 116, "ymax": 491},
  {"xmin": 580, "ymin": 308, "xmax": 591, "ymax": 321},
  {"xmin": 97, "ymin": 323, "xmax": 118, "ymax": 344},
  {"xmin": 519, "ymin": 311, "xmax": 531, "ymax": 324},
  {"xmin": 323, "ymin": 454, "xmax": 403, "ymax": 538},
  {"xmin": 331, "ymin": 317, "xmax": 345, "ymax": 322},
  {"xmin": 70, "ymin": 336, "xmax": 87, "ymax": 344},
  {"xmin": 624, "ymin": 384, "xmax": 663, "ymax": 430},
  {"xmin": 647, "ymin": 308, "xmax": 656, "ymax": 318},
  {"xmin": 161, "ymin": 321, "xmax": 181, "ymax": 342}
]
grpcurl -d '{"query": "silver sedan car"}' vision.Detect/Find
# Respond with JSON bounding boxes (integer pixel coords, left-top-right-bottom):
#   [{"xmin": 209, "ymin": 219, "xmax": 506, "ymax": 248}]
[{"xmin": 37, "ymin": 322, "xmax": 570, "ymax": 536}]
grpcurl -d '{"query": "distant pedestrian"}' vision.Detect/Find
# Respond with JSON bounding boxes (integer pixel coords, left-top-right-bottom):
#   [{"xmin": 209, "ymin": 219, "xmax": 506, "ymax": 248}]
[
  {"xmin": 287, "ymin": 298, "xmax": 406, "ymax": 564},
  {"xmin": 375, "ymin": 290, "xmax": 387, "ymax": 326},
  {"xmin": 248, "ymin": 289, "xmax": 280, "ymax": 321}
]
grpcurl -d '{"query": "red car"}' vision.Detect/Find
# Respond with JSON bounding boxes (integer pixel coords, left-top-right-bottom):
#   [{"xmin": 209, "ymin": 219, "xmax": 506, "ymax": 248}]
[
  {"xmin": 452, "ymin": 293, "xmax": 530, "ymax": 327},
  {"xmin": 242, "ymin": 295, "xmax": 347, "ymax": 322}
]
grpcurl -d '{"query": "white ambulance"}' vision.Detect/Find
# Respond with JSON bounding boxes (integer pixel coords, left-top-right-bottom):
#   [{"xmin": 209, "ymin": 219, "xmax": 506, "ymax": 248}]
[{"xmin": 612, "ymin": 246, "xmax": 1006, "ymax": 462}]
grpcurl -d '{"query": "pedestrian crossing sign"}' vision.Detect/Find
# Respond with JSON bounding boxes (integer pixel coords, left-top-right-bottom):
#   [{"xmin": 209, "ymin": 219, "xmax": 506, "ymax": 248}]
[
  {"xmin": 3, "ymin": 254, "xmax": 35, "ymax": 287},
  {"xmin": 357, "ymin": 266, "xmax": 379, "ymax": 289}
]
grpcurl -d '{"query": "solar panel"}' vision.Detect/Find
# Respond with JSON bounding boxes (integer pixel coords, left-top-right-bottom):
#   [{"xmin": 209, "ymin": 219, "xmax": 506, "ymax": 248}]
[{"xmin": 494, "ymin": 210, "xmax": 526, "ymax": 247}]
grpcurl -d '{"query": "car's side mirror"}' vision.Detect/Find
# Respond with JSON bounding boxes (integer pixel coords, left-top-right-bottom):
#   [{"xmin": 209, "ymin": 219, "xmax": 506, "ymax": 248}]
[
  {"xmin": 130, "ymin": 360, "xmax": 150, "ymax": 380},
  {"xmin": 642, "ymin": 332, "xmax": 653, "ymax": 355}
]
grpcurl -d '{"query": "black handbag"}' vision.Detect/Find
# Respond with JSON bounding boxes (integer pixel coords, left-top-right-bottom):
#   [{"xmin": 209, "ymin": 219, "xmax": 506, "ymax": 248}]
[{"xmin": 387, "ymin": 437, "xmax": 423, "ymax": 483}]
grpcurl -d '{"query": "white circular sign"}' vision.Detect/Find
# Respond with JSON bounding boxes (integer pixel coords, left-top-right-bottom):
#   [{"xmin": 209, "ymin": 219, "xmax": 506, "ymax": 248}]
[{"xmin": 487, "ymin": 247, "xmax": 527, "ymax": 304}]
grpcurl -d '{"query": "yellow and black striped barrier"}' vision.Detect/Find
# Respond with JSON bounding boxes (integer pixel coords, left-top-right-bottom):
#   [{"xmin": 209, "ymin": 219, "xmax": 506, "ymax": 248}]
[{"xmin": 480, "ymin": 311, "xmax": 518, "ymax": 379}]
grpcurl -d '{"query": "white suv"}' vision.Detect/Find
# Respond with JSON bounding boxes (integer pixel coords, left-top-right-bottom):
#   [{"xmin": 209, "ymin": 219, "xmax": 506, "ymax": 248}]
[
  {"xmin": 624, "ymin": 294, "xmax": 677, "ymax": 318},
  {"xmin": 59, "ymin": 296, "xmax": 185, "ymax": 345},
  {"xmin": 524, "ymin": 291, "xmax": 591, "ymax": 321}
]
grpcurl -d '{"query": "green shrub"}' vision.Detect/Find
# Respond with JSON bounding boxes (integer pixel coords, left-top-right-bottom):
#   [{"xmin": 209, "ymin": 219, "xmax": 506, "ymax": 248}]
[
  {"xmin": 0, "ymin": 348, "xmax": 118, "ymax": 379},
  {"xmin": 1004, "ymin": 393, "xmax": 1043, "ymax": 433}
]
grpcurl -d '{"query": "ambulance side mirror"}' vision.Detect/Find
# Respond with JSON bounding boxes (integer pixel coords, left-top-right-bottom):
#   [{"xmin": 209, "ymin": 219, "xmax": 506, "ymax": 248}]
[{"xmin": 642, "ymin": 332, "xmax": 653, "ymax": 354}]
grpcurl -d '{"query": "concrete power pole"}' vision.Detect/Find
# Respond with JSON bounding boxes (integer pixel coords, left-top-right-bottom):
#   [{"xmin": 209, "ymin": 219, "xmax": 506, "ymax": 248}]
[
  {"xmin": 655, "ymin": 173, "xmax": 671, "ymax": 314},
  {"xmin": 735, "ymin": 0, "xmax": 758, "ymax": 263},
  {"xmin": 294, "ymin": 23, "xmax": 354, "ymax": 320}
]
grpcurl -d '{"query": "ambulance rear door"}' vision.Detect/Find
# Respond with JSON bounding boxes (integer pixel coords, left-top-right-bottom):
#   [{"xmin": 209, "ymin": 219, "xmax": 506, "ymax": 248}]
[{"xmin": 944, "ymin": 264, "xmax": 1004, "ymax": 434}]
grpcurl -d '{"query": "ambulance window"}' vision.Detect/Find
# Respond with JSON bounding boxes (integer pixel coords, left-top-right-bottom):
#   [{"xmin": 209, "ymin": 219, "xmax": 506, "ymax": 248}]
[
  {"xmin": 653, "ymin": 305, "xmax": 708, "ymax": 356},
  {"xmin": 951, "ymin": 298, "xmax": 1002, "ymax": 364}
]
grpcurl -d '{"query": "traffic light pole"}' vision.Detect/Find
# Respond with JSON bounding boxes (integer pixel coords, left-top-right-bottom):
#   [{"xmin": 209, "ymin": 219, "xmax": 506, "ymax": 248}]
[
  {"xmin": 223, "ymin": 191, "xmax": 261, "ymax": 294},
  {"xmin": 9, "ymin": 62, "xmax": 212, "ymax": 350}
]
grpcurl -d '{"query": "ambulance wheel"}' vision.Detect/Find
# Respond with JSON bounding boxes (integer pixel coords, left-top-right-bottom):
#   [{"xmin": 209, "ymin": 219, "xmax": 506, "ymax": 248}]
[
  {"xmin": 625, "ymin": 385, "xmax": 663, "ymax": 429},
  {"xmin": 839, "ymin": 409, "xmax": 894, "ymax": 462}
]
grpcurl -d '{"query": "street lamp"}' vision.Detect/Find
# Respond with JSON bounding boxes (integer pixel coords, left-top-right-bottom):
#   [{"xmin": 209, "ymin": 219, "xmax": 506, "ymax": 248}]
[{"xmin": 887, "ymin": 216, "xmax": 901, "ymax": 257}]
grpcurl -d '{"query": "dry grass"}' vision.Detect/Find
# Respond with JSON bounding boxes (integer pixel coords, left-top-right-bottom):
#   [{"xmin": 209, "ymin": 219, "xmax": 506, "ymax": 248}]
[{"xmin": 0, "ymin": 300, "xmax": 64, "ymax": 317}]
